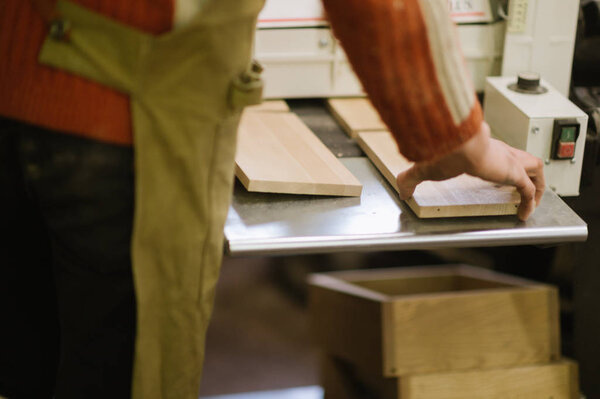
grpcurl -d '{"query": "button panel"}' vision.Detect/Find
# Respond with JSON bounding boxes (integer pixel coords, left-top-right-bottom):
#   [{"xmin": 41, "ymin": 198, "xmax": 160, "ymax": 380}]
[{"xmin": 551, "ymin": 119, "xmax": 579, "ymax": 160}]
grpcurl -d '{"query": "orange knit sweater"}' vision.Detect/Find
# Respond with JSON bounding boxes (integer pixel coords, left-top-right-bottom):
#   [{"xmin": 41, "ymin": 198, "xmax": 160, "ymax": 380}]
[
  {"xmin": 0, "ymin": 0, "xmax": 173, "ymax": 146},
  {"xmin": 1, "ymin": 0, "xmax": 480, "ymax": 161},
  {"xmin": 323, "ymin": 0, "xmax": 483, "ymax": 162}
]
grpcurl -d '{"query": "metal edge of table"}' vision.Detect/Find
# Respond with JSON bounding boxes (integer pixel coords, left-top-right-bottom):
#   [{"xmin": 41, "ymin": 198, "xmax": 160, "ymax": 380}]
[{"xmin": 225, "ymin": 225, "xmax": 588, "ymax": 257}]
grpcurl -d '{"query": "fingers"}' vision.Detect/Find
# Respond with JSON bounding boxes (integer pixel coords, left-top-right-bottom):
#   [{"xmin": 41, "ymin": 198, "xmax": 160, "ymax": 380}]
[
  {"xmin": 396, "ymin": 165, "xmax": 421, "ymax": 200},
  {"xmin": 530, "ymin": 173, "xmax": 545, "ymax": 206},
  {"xmin": 485, "ymin": 139, "xmax": 545, "ymax": 217},
  {"xmin": 508, "ymin": 161, "xmax": 538, "ymax": 221},
  {"xmin": 506, "ymin": 146, "xmax": 545, "ymax": 205},
  {"xmin": 396, "ymin": 160, "xmax": 463, "ymax": 200}
]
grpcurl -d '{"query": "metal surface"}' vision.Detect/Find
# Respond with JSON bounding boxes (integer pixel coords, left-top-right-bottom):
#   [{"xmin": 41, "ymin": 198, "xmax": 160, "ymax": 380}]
[
  {"xmin": 224, "ymin": 157, "xmax": 588, "ymax": 256},
  {"xmin": 288, "ymin": 99, "xmax": 363, "ymax": 158}
]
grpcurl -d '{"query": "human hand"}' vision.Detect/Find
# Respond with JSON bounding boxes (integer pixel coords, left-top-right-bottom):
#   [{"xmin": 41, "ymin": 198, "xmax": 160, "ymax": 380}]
[{"xmin": 396, "ymin": 122, "xmax": 545, "ymax": 221}]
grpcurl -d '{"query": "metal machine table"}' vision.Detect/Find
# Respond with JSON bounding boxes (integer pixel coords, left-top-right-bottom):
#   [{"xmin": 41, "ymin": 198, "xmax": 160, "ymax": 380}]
[{"xmin": 225, "ymin": 157, "xmax": 588, "ymax": 256}]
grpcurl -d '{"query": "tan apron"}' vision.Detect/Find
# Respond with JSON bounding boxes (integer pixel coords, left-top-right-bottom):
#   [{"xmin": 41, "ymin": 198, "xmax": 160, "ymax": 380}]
[{"xmin": 37, "ymin": 1, "xmax": 264, "ymax": 397}]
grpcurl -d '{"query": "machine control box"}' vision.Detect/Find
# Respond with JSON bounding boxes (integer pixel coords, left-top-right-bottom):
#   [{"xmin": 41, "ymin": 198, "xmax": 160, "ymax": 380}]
[{"xmin": 484, "ymin": 76, "xmax": 588, "ymax": 196}]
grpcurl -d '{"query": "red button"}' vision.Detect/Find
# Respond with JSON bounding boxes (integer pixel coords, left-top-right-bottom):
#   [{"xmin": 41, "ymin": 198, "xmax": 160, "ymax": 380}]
[{"xmin": 557, "ymin": 142, "xmax": 575, "ymax": 159}]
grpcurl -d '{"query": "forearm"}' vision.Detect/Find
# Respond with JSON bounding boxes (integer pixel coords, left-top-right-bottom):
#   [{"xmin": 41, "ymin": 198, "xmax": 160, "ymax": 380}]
[{"xmin": 323, "ymin": 0, "xmax": 482, "ymax": 162}]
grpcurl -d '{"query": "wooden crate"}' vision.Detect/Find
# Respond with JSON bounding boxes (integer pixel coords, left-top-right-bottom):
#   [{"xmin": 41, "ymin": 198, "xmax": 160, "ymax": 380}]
[
  {"xmin": 321, "ymin": 354, "xmax": 579, "ymax": 399},
  {"xmin": 309, "ymin": 265, "xmax": 560, "ymax": 377}
]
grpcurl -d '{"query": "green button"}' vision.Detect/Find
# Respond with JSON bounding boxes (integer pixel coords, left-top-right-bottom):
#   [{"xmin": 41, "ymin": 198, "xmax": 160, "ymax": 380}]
[{"xmin": 561, "ymin": 127, "xmax": 576, "ymax": 142}]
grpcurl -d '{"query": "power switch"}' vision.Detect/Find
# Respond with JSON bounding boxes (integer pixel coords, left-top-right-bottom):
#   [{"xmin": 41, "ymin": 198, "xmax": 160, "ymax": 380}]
[
  {"xmin": 551, "ymin": 119, "xmax": 579, "ymax": 160},
  {"xmin": 556, "ymin": 142, "xmax": 575, "ymax": 158}
]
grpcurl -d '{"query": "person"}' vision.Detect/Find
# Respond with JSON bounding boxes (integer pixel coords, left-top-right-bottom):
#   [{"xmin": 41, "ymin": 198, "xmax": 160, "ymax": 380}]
[{"xmin": 0, "ymin": 0, "xmax": 544, "ymax": 398}]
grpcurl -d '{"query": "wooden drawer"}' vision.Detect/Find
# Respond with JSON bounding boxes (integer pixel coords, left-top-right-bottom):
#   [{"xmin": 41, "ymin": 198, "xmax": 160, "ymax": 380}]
[
  {"xmin": 321, "ymin": 354, "xmax": 579, "ymax": 399},
  {"xmin": 309, "ymin": 265, "xmax": 560, "ymax": 376}
]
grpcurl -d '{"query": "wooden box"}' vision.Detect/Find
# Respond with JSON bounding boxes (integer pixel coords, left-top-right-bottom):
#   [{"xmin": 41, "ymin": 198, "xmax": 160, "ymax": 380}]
[
  {"xmin": 320, "ymin": 354, "xmax": 579, "ymax": 399},
  {"xmin": 309, "ymin": 265, "xmax": 560, "ymax": 377}
]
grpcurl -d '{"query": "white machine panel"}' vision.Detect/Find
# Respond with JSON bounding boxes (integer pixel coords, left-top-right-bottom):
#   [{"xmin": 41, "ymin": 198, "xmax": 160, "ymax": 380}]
[
  {"xmin": 255, "ymin": 0, "xmax": 580, "ymax": 99},
  {"xmin": 255, "ymin": 28, "xmax": 363, "ymax": 98},
  {"xmin": 501, "ymin": 0, "xmax": 579, "ymax": 96},
  {"xmin": 256, "ymin": 23, "xmax": 505, "ymax": 98},
  {"xmin": 458, "ymin": 21, "xmax": 506, "ymax": 91},
  {"xmin": 484, "ymin": 76, "xmax": 588, "ymax": 196}
]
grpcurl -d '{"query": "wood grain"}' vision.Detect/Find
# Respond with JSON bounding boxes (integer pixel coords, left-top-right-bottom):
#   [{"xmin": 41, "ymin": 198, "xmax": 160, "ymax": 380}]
[
  {"xmin": 309, "ymin": 266, "xmax": 560, "ymax": 377},
  {"xmin": 398, "ymin": 360, "xmax": 579, "ymax": 399},
  {"xmin": 235, "ymin": 112, "xmax": 362, "ymax": 196},
  {"xmin": 357, "ymin": 130, "xmax": 520, "ymax": 218},
  {"xmin": 245, "ymin": 100, "xmax": 289, "ymax": 113},
  {"xmin": 327, "ymin": 98, "xmax": 387, "ymax": 138},
  {"xmin": 320, "ymin": 355, "xmax": 578, "ymax": 399},
  {"xmin": 383, "ymin": 286, "xmax": 560, "ymax": 376},
  {"xmin": 309, "ymin": 275, "xmax": 385, "ymax": 375}
]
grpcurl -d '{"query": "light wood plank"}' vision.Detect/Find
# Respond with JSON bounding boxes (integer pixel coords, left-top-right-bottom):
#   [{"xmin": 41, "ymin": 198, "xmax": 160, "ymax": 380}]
[
  {"xmin": 321, "ymin": 357, "xmax": 578, "ymax": 399},
  {"xmin": 383, "ymin": 286, "xmax": 560, "ymax": 376},
  {"xmin": 245, "ymin": 100, "xmax": 289, "ymax": 113},
  {"xmin": 399, "ymin": 360, "xmax": 579, "ymax": 399},
  {"xmin": 235, "ymin": 112, "xmax": 362, "ymax": 196},
  {"xmin": 327, "ymin": 98, "xmax": 387, "ymax": 138},
  {"xmin": 357, "ymin": 130, "xmax": 520, "ymax": 218}
]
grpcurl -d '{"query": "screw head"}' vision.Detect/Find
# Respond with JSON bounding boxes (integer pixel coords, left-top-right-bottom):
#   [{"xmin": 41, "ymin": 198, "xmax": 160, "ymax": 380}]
[
  {"xmin": 531, "ymin": 126, "xmax": 540, "ymax": 134},
  {"xmin": 318, "ymin": 38, "xmax": 330, "ymax": 48},
  {"xmin": 545, "ymin": 159, "xmax": 551, "ymax": 165}
]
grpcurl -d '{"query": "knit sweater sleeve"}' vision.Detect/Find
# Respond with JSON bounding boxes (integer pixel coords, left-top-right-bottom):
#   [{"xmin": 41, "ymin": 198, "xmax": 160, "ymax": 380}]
[{"xmin": 322, "ymin": 0, "xmax": 483, "ymax": 162}]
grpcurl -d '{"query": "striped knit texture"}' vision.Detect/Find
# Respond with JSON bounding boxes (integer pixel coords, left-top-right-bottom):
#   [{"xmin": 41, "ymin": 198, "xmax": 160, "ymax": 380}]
[
  {"xmin": 323, "ymin": 0, "xmax": 483, "ymax": 162},
  {"xmin": 0, "ymin": 0, "xmax": 173, "ymax": 146}
]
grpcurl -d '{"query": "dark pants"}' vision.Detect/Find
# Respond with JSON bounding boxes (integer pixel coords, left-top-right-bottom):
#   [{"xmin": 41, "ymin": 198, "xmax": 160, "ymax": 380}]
[{"xmin": 0, "ymin": 118, "xmax": 136, "ymax": 399}]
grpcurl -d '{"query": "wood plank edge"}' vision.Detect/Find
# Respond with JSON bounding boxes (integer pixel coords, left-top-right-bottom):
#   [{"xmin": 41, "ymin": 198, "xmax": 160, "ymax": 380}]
[
  {"xmin": 326, "ymin": 99, "xmax": 360, "ymax": 139},
  {"xmin": 356, "ymin": 133, "xmax": 399, "ymax": 192},
  {"xmin": 241, "ymin": 180, "xmax": 362, "ymax": 197},
  {"xmin": 381, "ymin": 301, "xmax": 398, "ymax": 377},
  {"xmin": 234, "ymin": 162, "xmax": 252, "ymax": 190},
  {"xmin": 308, "ymin": 274, "xmax": 389, "ymax": 302},
  {"xmin": 568, "ymin": 360, "xmax": 580, "ymax": 399},
  {"xmin": 414, "ymin": 202, "xmax": 519, "ymax": 218},
  {"xmin": 548, "ymin": 287, "xmax": 562, "ymax": 361},
  {"xmin": 244, "ymin": 100, "xmax": 290, "ymax": 113}
]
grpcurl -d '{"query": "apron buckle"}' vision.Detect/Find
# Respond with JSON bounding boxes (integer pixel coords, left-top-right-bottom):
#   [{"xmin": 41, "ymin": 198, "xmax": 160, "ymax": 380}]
[
  {"xmin": 49, "ymin": 18, "xmax": 72, "ymax": 42},
  {"xmin": 228, "ymin": 60, "xmax": 264, "ymax": 109}
]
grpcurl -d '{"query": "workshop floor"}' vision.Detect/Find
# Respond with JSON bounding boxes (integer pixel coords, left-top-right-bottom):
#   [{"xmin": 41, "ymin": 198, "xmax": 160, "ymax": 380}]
[
  {"xmin": 197, "ymin": 249, "xmax": 450, "ymax": 397},
  {"xmin": 198, "ymin": 256, "xmax": 319, "ymax": 397}
]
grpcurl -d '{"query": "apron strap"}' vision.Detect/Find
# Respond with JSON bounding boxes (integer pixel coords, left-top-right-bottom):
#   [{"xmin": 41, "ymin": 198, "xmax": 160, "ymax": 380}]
[{"xmin": 29, "ymin": 0, "xmax": 71, "ymax": 41}]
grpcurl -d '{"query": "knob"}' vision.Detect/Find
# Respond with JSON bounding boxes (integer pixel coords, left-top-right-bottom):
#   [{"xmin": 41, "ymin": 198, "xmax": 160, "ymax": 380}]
[
  {"xmin": 517, "ymin": 72, "xmax": 541, "ymax": 90},
  {"xmin": 508, "ymin": 72, "xmax": 548, "ymax": 94}
]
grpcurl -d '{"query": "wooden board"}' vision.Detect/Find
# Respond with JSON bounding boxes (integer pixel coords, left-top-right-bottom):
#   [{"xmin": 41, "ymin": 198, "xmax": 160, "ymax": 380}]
[
  {"xmin": 383, "ymin": 285, "xmax": 559, "ymax": 376},
  {"xmin": 320, "ymin": 353, "xmax": 579, "ymax": 399},
  {"xmin": 235, "ymin": 112, "xmax": 362, "ymax": 196},
  {"xmin": 356, "ymin": 131, "xmax": 520, "ymax": 218},
  {"xmin": 327, "ymin": 98, "xmax": 387, "ymax": 137},
  {"xmin": 398, "ymin": 360, "xmax": 579, "ymax": 399},
  {"xmin": 245, "ymin": 100, "xmax": 289, "ymax": 113}
]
